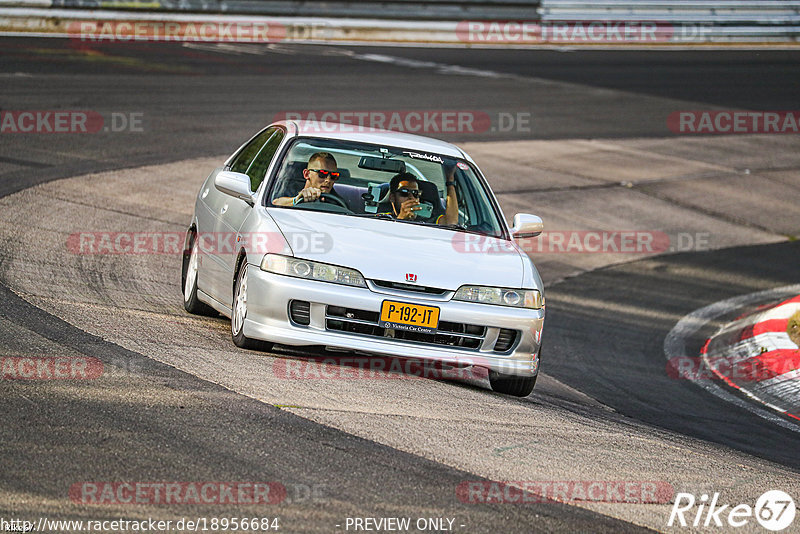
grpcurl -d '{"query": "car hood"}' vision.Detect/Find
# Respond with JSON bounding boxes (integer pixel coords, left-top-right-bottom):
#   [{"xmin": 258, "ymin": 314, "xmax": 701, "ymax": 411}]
[{"xmin": 267, "ymin": 209, "xmax": 525, "ymax": 291}]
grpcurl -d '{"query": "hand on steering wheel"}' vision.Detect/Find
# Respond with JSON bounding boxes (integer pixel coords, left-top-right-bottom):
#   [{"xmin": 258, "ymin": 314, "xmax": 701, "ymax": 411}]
[{"xmin": 294, "ymin": 192, "xmax": 349, "ymax": 210}]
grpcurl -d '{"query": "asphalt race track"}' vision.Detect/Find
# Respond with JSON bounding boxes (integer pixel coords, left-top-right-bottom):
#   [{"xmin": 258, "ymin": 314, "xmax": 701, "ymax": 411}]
[{"xmin": 1, "ymin": 38, "xmax": 800, "ymax": 533}]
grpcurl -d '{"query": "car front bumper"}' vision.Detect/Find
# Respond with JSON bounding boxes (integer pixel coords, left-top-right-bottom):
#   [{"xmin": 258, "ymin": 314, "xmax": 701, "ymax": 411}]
[{"xmin": 243, "ymin": 264, "xmax": 544, "ymax": 377}]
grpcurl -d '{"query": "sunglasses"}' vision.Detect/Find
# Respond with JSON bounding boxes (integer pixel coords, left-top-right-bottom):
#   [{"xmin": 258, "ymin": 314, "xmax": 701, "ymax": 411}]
[
  {"xmin": 396, "ymin": 188, "xmax": 421, "ymax": 198},
  {"xmin": 309, "ymin": 169, "xmax": 340, "ymax": 181}
]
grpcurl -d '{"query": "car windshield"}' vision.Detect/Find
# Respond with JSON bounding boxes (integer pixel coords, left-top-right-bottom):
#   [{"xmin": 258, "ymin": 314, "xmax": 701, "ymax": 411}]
[{"xmin": 267, "ymin": 137, "xmax": 505, "ymax": 238}]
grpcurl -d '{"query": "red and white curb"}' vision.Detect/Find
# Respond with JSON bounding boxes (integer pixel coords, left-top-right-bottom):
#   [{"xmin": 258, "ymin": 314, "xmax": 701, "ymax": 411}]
[
  {"xmin": 664, "ymin": 284, "xmax": 800, "ymax": 432},
  {"xmin": 701, "ymin": 295, "xmax": 800, "ymax": 421}
]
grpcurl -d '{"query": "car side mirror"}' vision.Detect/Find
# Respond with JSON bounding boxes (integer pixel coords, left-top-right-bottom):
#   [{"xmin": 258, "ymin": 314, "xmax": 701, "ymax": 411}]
[
  {"xmin": 511, "ymin": 213, "xmax": 543, "ymax": 238},
  {"xmin": 215, "ymin": 171, "xmax": 254, "ymax": 206}
]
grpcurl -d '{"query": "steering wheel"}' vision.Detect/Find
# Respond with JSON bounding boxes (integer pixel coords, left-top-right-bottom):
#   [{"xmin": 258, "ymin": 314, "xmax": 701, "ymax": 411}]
[{"xmin": 295, "ymin": 193, "xmax": 349, "ymax": 210}]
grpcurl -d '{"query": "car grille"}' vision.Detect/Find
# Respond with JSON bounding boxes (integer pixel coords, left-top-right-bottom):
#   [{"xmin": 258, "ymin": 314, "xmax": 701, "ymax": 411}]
[
  {"xmin": 325, "ymin": 305, "xmax": 488, "ymax": 350},
  {"xmin": 371, "ymin": 280, "xmax": 449, "ymax": 295}
]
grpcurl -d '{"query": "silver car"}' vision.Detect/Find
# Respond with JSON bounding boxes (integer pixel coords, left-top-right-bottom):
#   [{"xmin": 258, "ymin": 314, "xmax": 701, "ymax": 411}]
[{"xmin": 182, "ymin": 121, "xmax": 545, "ymax": 396}]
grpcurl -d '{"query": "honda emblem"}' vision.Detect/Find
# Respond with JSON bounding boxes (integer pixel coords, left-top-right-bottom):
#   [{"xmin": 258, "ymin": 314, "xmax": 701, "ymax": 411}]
[{"xmin": 405, "ymin": 273, "xmax": 417, "ymax": 283}]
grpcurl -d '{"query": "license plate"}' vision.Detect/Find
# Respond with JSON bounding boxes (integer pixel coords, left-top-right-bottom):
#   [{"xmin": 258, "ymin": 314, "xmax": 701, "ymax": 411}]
[{"xmin": 379, "ymin": 300, "xmax": 440, "ymax": 334}]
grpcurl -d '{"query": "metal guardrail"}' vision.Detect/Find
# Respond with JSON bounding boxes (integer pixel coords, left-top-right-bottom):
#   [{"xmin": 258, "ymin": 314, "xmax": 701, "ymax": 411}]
[
  {"xmin": 541, "ymin": 3, "xmax": 800, "ymax": 22},
  {"xmin": 541, "ymin": 0, "xmax": 800, "ymax": 8},
  {"xmin": 1, "ymin": 0, "xmax": 800, "ymax": 42},
  {"xmin": 36, "ymin": 0, "xmax": 543, "ymax": 20},
  {"xmin": 539, "ymin": 1, "xmax": 800, "ymax": 41}
]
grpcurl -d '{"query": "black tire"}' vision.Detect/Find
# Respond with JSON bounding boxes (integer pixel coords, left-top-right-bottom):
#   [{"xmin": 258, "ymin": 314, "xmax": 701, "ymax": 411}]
[
  {"xmin": 182, "ymin": 230, "xmax": 217, "ymax": 316},
  {"xmin": 488, "ymin": 371, "xmax": 537, "ymax": 397},
  {"xmin": 231, "ymin": 262, "xmax": 274, "ymax": 351},
  {"xmin": 489, "ymin": 347, "xmax": 540, "ymax": 397}
]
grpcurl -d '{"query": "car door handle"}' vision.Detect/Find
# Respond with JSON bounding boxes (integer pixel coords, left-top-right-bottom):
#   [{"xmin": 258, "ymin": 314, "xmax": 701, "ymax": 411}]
[{"xmin": 220, "ymin": 203, "xmax": 228, "ymax": 215}]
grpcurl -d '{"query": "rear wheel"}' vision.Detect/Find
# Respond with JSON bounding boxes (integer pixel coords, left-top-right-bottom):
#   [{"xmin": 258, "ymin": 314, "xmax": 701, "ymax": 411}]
[
  {"xmin": 182, "ymin": 232, "xmax": 216, "ymax": 316},
  {"xmin": 231, "ymin": 262, "xmax": 273, "ymax": 351}
]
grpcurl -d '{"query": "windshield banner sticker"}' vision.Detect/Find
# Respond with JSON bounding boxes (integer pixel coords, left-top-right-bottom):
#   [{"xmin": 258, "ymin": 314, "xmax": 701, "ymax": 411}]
[{"xmin": 403, "ymin": 151, "xmax": 444, "ymax": 164}]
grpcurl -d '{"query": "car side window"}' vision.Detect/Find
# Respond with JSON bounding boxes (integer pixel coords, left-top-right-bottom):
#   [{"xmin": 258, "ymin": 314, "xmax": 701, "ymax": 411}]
[
  {"xmin": 229, "ymin": 127, "xmax": 276, "ymax": 178},
  {"xmin": 245, "ymin": 129, "xmax": 285, "ymax": 192}
]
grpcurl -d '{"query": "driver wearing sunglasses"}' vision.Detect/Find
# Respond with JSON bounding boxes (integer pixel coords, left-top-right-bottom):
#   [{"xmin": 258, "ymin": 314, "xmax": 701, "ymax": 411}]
[{"xmin": 273, "ymin": 152, "xmax": 348, "ymax": 207}]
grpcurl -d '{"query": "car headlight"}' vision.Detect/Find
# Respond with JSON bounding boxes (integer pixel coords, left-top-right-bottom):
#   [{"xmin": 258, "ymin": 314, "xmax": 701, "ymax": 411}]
[
  {"xmin": 260, "ymin": 254, "xmax": 366, "ymax": 288},
  {"xmin": 453, "ymin": 285, "xmax": 543, "ymax": 309}
]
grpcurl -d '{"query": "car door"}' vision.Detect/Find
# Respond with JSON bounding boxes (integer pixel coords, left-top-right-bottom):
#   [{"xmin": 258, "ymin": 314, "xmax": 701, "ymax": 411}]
[{"xmin": 212, "ymin": 126, "xmax": 286, "ymax": 307}]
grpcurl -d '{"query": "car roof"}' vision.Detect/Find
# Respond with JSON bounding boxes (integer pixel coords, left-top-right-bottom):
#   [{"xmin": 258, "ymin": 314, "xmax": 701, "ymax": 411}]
[{"xmin": 275, "ymin": 120, "xmax": 466, "ymax": 158}]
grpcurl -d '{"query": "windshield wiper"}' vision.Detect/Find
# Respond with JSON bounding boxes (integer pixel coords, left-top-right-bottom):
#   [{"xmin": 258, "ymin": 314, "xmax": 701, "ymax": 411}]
[
  {"xmin": 439, "ymin": 223, "xmax": 495, "ymax": 237},
  {"xmin": 351, "ymin": 213, "xmax": 394, "ymax": 220},
  {"xmin": 370, "ymin": 214, "xmax": 427, "ymax": 226},
  {"xmin": 350, "ymin": 214, "xmax": 435, "ymax": 228},
  {"xmin": 439, "ymin": 223, "xmax": 468, "ymax": 231},
  {"xmin": 349, "ymin": 215, "xmax": 495, "ymax": 234}
]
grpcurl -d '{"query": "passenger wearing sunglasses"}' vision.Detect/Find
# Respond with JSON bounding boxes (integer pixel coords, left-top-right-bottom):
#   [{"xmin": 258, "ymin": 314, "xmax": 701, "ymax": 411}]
[
  {"xmin": 382, "ymin": 170, "xmax": 458, "ymax": 225},
  {"xmin": 273, "ymin": 152, "xmax": 348, "ymax": 207}
]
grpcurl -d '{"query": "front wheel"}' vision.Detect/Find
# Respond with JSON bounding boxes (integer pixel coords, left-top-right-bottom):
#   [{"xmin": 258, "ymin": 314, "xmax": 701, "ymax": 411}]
[
  {"xmin": 231, "ymin": 263, "xmax": 273, "ymax": 351},
  {"xmin": 488, "ymin": 371, "xmax": 537, "ymax": 397},
  {"xmin": 182, "ymin": 232, "xmax": 216, "ymax": 316},
  {"xmin": 489, "ymin": 370, "xmax": 536, "ymax": 397},
  {"xmin": 489, "ymin": 349, "xmax": 539, "ymax": 397}
]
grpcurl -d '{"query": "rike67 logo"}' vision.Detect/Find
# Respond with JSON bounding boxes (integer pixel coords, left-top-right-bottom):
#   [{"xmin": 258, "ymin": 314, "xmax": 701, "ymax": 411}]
[{"xmin": 668, "ymin": 490, "xmax": 795, "ymax": 531}]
